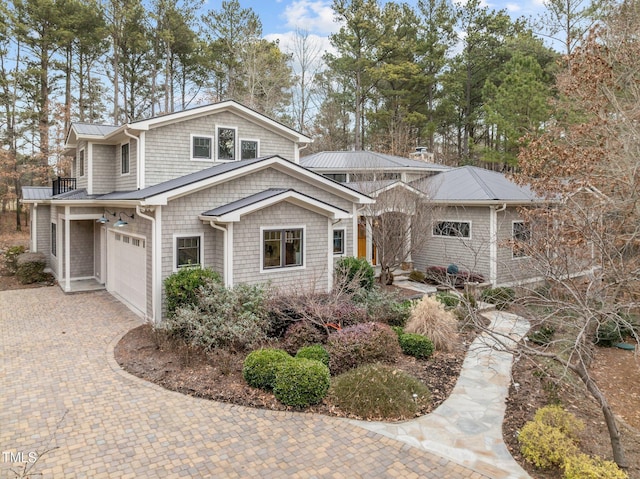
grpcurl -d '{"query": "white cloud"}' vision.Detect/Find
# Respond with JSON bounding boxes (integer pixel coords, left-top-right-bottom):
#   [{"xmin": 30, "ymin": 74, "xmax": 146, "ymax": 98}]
[
  {"xmin": 282, "ymin": 0, "xmax": 338, "ymax": 36},
  {"xmin": 505, "ymin": 3, "xmax": 521, "ymax": 12}
]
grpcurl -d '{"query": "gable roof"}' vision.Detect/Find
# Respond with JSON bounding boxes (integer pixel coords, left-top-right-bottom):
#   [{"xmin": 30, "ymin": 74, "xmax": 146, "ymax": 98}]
[
  {"xmin": 65, "ymin": 100, "xmax": 311, "ymax": 146},
  {"xmin": 200, "ymin": 188, "xmax": 351, "ymax": 222},
  {"xmin": 413, "ymin": 166, "xmax": 539, "ymax": 204},
  {"xmin": 300, "ymin": 151, "xmax": 450, "ymax": 172},
  {"xmin": 92, "ymin": 156, "xmax": 373, "ymax": 206}
]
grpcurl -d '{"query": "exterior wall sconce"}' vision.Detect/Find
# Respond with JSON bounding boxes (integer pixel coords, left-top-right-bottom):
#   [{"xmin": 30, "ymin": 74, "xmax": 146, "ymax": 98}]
[
  {"xmin": 96, "ymin": 210, "xmax": 116, "ymax": 224},
  {"xmin": 114, "ymin": 212, "xmax": 134, "ymax": 228}
]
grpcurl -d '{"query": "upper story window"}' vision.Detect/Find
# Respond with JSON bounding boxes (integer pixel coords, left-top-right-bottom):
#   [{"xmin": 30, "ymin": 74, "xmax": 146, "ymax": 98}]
[
  {"xmin": 79, "ymin": 149, "xmax": 85, "ymax": 177},
  {"xmin": 121, "ymin": 143, "xmax": 130, "ymax": 174},
  {"xmin": 512, "ymin": 221, "xmax": 531, "ymax": 258},
  {"xmin": 433, "ymin": 221, "xmax": 471, "ymax": 238},
  {"xmin": 192, "ymin": 135, "xmax": 213, "ymax": 160},
  {"xmin": 217, "ymin": 127, "xmax": 236, "ymax": 161},
  {"xmin": 241, "ymin": 140, "xmax": 258, "ymax": 160}
]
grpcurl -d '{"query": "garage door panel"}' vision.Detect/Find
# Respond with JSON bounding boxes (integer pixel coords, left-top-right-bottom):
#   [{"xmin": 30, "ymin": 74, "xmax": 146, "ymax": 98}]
[{"xmin": 108, "ymin": 232, "xmax": 146, "ymax": 314}]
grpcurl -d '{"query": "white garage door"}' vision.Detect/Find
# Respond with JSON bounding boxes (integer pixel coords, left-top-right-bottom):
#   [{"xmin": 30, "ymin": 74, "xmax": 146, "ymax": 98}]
[{"xmin": 108, "ymin": 231, "xmax": 147, "ymax": 315}]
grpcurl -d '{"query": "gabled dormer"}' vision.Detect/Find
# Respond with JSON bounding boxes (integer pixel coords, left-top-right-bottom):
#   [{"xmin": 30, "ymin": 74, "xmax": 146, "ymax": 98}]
[{"xmin": 63, "ymin": 100, "xmax": 312, "ymax": 195}]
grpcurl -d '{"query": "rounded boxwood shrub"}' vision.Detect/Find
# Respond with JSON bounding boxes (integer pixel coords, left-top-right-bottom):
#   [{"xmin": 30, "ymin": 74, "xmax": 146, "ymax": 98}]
[
  {"xmin": 399, "ymin": 333, "xmax": 434, "ymax": 359},
  {"xmin": 327, "ymin": 322, "xmax": 402, "ymax": 375},
  {"xmin": 391, "ymin": 326, "xmax": 404, "ymax": 337},
  {"xmin": 163, "ymin": 267, "xmax": 221, "ymax": 316},
  {"xmin": 534, "ymin": 405, "xmax": 584, "ymax": 440},
  {"xmin": 329, "ymin": 363, "xmax": 430, "ymax": 420},
  {"xmin": 518, "ymin": 421, "xmax": 578, "ymax": 469},
  {"xmin": 273, "ymin": 358, "xmax": 330, "ymax": 407},
  {"xmin": 480, "ymin": 287, "xmax": 516, "ymax": 310},
  {"xmin": 242, "ymin": 348, "xmax": 292, "ymax": 390},
  {"xmin": 335, "ymin": 256, "xmax": 375, "ymax": 291},
  {"xmin": 295, "ymin": 345, "xmax": 330, "ymax": 366},
  {"xmin": 563, "ymin": 453, "xmax": 628, "ymax": 479}
]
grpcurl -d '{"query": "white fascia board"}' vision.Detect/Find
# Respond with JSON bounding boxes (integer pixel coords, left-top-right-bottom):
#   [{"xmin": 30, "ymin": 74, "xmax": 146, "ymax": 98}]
[
  {"xmin": 198, "ymin": 191, "xmax": 351, "ymax": 223},
  {"xmin": 146, "ymin": 156, "xmax": 374, "ymax": 206},
  {"xmin": 369, "ymin": 181, "xmax": 427, "ymax": 199}
]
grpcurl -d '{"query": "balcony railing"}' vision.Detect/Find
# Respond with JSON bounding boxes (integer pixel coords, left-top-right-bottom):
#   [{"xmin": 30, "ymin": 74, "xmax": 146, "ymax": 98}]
[{"xmin": 52, "ymin": 177, "xmax": 76, "ymax": 196}]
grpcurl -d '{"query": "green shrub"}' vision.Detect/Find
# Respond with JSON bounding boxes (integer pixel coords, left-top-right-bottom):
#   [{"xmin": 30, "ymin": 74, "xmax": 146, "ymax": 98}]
[
  {"xmin": 405, "ymin": 296, "xmax": 458, "ymax": 352},
  {"xmin": 163, "ymin": 267, "xmax": 221, "ymax": 316},
  {"xmin": 534, "ymin": 405, "xmax": 584, "ymax": 440},
  {"xmin": 435, "ymin": 292, "xmax": 460, "ymax": 309},
  {"xmin": 480, "ymin": 287, "xmax": 516, "ymax": 310},
  {"xmin": 242, "ymin": 348, "xmax": 292, "ymax": 390},
  {"xmin": 399, "ymin": 333, "xmax": 434, "ymax": 359},
  {"xmin": 563, "ymin": 454, "xmax": 628, "ymax": 479},
  {"xmin": 359, "ymin": 288, "xmax": 411, "ymax": 326},
  {"xmin": 327, "ymin": 322, "xmax": 401, "ymax": 374},
  {"xmin": 283, "ymin": 320, "xmax": 327, "ymax": 354},
  {"xmin": 335, "ymin": 256, "xmax": 375, "ymax": 291},
  {"xmin": 161, "ymin": 279, "xmax": 270, "ymax": 351},
  {"xmin": 273, "ymin": 358, "xmax": 330, "ymax": 407},
  {"xmin": 329, "ymin": 363, "xmax": 430, "ymax": 420},
  {"xmin": 461, "ymin": 291, "xmax": 477, "ymax": 309},
  {"xmin": 295, "ymin": 345, "xmax": 330, "ymax": 366},
  {"xmin": 16, "ymin": 252, "xmax": 46, "ymax": 284},
  {"xmin": 594, "ymin": 319, "xmax": 635, "ymax": 347},
  {"xmin": 4, "ymin": 245, "xmax": 25, "ymax": 274},
  {"xmin": 391, "ymin": 326, "xmax": 404, "ymax": 337},
  {"xmin": 408, "ymin": 270, "xmax": 425, "ymax": 283},
  {"xmin": 518, "ymin": 421, "xmax": 578, "ymax": 469},
  {"xmin": 528, "ymin": 325, "xmax": 556, "ymax": 345}
]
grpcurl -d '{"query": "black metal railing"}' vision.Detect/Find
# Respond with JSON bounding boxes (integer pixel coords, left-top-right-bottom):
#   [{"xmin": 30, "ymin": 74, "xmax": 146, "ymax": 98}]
[{"xmin": 52, "ymin": 177, "xmax": 76, "ymax": 196}]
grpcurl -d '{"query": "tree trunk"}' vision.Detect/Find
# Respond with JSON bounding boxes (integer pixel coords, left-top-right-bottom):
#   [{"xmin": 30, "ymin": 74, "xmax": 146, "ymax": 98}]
[{"xmin": 571, "ymin": 361, "xmax": 627, "ymax": 468}]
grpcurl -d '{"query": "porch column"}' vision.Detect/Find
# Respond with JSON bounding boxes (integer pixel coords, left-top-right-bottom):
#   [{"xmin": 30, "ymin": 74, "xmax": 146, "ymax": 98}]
[{"xmin": 65, "ymin": 206, "xmax": 71, "ymax": 292}]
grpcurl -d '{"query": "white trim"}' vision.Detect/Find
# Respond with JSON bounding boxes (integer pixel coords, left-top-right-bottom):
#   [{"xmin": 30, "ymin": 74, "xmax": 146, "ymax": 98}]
[
  {"xmin": 328, "ymin": 219, "xmax": 333, "ymax": 291},
  {"xmin": 190, "ymin": 133, "xmax": 215, "ymax": 161},
  {"xmin": 139, "ymin": 131, "xmax": 146, "ymax": 189},
  {"xmin": 216, "ymin": 125, "xmax": 237, "ymax": 162},
  {"xmin": 64, "ymin": 206, "xmax": 71, "ymax": 292},
  {"xmin": 120, "ymin": 142, "xmax": 131, "ymax": 176},
  {"xmin": 260, "ymin": 225, "xmax": 306, "ymax": 273},
  {"xmin": 154, "ymin": 206, "xmax": 162, "ymax": 320},
  {"xmin": 227, "ymin": 223, "xmax": 234, "ymax": 286},
  {"xmin": 198, "ymin": 190, "xmax": 351, "ymax": 223},
  {"xmin": 352, "ymin": 205, "xmax": 358, "ymax": 256},
  {"xmin": 511, "ymin": 220, "xmax": 531, "ymax": 260},
  {"xmin": 239, "ymin": 138, "xmax": 260, "ymax": 160},
  {"xmin": 144, "ymin": 156, "xmax": 374, "ymax": 206},
  {"xmin": 87, "ymin": 143, "xmax": 93, "ymax": 194},
  {"xmin": 432, "ymin": 219, "xmax": 472, "ymax": 239},
  {"xmin": 31, "ymin": 205, "xmax": 37, "ymax": 252},
  {"xmin": 489, "ymin": 208, "xmax": 497, "ymax": 286},
  {"xmin": 172, "ymin": 233, "xmax": 204, "ymax": 271}
]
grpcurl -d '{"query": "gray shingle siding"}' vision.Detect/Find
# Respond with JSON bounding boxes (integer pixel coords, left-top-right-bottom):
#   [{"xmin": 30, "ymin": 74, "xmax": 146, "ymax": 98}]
[
  {"xmin": 91, "ymin": 144, "xmax": 117, "ymax": 194},
  {"xmin": 76, "ymin": 140, "xmax": 89, "ymax": 190},
  {"xmin": 413, "ymin": 206, "xmax": 491, "ymax": 279},
  {"xmin": 115, "ymin": 141, "xmax": 137, "ymax": 191},
  {"xmin": 144, "ymin": 111, "xmax": 297, "ymax": 187},
  {"xmin": 35, "ymin": 205, "xmax": 51, "ymax": 260},
  {"xmin": 496, "ymin": 208, "xmax": 535, "ymax": 285},
  {"xmin": 70, "ymin": 220, "xmax": 94, "ymax": 277}
]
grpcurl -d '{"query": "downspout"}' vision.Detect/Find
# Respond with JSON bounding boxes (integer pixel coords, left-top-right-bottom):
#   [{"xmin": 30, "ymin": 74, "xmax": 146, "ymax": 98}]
[
  {"xmin": 123, "ymin": 128, "xmax": 140, "ymax": 190},
  {"xmin": 210, "ymin": 222, "xmax": 230, "ymax": 287},
  {"xmin": 489, "ymin": 203, "xmax": 507, "ymax": 286},
  {"xmin": 136, "ymin": 206, "xmax": 157, "ymax": 323},
  {"xmin": 32, "ymin": 203, "xmax": 38, "ymax": 252},
  {"xmin": 296, "ymin": 142, "xmax": 309, "ymax": 164}
]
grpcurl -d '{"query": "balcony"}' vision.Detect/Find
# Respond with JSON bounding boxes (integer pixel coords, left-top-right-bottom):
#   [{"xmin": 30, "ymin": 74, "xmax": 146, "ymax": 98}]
[{"xmin": 52, "ymin": 177, "xmax": 76, "ymax": 196}]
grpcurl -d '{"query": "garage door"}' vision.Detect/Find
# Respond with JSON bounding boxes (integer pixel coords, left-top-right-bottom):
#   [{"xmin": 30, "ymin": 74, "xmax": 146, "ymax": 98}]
[{"xmin": 108, "ymin": 231, "xmax": 146, "ymax": 314}]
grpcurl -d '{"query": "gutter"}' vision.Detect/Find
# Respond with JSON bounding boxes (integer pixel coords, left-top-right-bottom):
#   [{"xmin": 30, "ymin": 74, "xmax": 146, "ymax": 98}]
[{"xmin": 136, "ymin": 205, "xmax": 160, "ymax": 324}]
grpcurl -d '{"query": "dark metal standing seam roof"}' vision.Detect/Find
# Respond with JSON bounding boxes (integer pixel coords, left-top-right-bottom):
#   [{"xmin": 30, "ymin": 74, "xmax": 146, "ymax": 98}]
[{"xmin": 300, "ymin": 151, "xmax": 451, "ymax": 171}]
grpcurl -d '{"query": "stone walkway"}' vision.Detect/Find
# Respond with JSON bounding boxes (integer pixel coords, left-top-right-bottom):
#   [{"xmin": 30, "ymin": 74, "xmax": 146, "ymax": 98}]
[
  {"xmin": 353, "ymin": 310, "xmax": 531, "ymax": 479},
  {"xmin": 1, "ymin": 287, "xmax": 526, "ymax": 478}
]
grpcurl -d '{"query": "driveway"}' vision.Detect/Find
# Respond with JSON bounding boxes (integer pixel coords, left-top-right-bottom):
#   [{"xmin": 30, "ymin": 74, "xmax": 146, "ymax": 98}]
[{"xmin": 0, "ymin": 287, "xmax": 487, "ymax": 478}]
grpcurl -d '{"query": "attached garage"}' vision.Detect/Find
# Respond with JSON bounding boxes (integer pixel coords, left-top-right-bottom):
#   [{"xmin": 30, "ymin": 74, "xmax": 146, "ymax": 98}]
[{"xmin": 107, "ymin": 230, "xmax": 147, "ymax": 315}]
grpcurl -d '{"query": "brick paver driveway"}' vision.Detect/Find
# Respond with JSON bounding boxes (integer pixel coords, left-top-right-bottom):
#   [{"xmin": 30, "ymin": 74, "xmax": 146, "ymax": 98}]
[{"xmin": 1, "ymin": 288, "xmax": 486, "ymax": 478}]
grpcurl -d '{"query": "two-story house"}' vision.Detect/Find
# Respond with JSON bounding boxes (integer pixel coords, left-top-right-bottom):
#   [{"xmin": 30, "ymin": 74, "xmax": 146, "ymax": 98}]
[{"xmin": 22, "ymin": 101, "xmax": 373, "ymax": 323}]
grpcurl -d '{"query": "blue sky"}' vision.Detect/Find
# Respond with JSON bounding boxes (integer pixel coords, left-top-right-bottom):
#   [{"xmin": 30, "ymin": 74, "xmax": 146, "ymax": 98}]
[{"xmin": 203, "ymin": 0, "xmax": 549, "ymax": 54}]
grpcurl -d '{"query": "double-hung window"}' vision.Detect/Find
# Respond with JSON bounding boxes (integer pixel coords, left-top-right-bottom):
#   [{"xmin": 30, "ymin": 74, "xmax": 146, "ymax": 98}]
[
  {"xmin": 217, "ymin": 127, "xmax": 236, "ymax": 161},
  {"xmin": 512, "ymin": 221, "xmax": 531, "ymax": 258},
  {"xmin": 240, "ymin": 140, "xmax": 258, "ymax": 160},
  {"xmin": 263, "ymin": 228, "xmax": 303, "ymax": 269},
  {"xmin": 79, "ymin": 149, "xmax": 85, "ymax": 177},
  {"xmin": 121, "ymin": 143, "xmax": 130, "ymax": 174},
  {"xmin": 192, "ymin": 135, "xmax": 212, "ymax": 160},
  {"xmin": 433, "ymin": 221, "xmax": 471, "ymax": 238},
  {"xmin": 175, "ymin": 235, "xmax": 201, "ymax": 269},
  {"xmin": 333, "ymin": 229, "xmax": 345, "ymax": 255}
]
